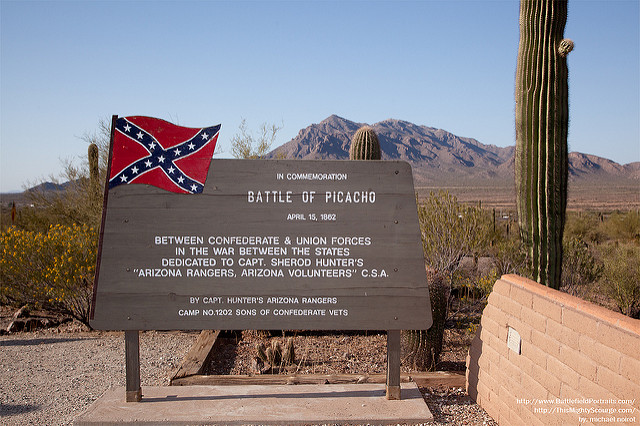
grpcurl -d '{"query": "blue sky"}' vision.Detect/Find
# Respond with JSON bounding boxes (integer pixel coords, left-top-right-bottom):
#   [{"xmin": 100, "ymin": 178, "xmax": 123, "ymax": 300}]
[{"xmin": 1, "ymin": 0, "xmax": 638, "ymax": 192}]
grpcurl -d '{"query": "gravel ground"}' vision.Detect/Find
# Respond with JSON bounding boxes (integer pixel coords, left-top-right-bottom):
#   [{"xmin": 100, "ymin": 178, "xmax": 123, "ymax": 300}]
[
  {"xmin": 0, "ymin": 301, "xmax": 495, "ymax": 426},
  {"xmin": 1, "ymin": 327, "xmax": 497, "ymax": 426},
  {"xmin": 0, "ymin": 328, "xmax": 198, "ymax": 426}
]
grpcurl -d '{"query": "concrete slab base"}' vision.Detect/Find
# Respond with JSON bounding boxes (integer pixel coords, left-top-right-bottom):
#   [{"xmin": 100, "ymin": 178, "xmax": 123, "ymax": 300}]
[{"xmin": 73, "ymin": 383, "xmax": 433, "ymax": 425}]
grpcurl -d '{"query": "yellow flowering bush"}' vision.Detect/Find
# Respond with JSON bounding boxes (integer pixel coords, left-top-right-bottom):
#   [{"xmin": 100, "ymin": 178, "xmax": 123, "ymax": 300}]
[{"xmin": 0, "ymin": 223, "xmax": 97, "ymax": 325}]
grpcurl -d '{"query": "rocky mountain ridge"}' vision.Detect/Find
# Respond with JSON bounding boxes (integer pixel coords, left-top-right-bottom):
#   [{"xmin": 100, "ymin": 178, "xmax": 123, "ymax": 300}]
[{"xmin": 269, "ymin": 115, "xmax": 639, "ymax": 185}]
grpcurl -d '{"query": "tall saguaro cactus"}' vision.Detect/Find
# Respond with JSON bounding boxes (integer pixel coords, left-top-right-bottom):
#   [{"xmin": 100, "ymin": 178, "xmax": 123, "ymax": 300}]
[
  {"xmin": 349, "ymin": 126, "xmax": 381, "ymax": 160},
  {"xmin": 515, "ymin": 0, "xmax": 573, "ymax": 289}
]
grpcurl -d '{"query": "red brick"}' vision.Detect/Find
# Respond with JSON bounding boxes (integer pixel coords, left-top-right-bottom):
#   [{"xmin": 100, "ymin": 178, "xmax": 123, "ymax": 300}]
[
  {"xmin": 532, "ymin": 293, "xmax": 563, "ymax": 323},
  {"xmin": 506, "ymin": 316, "xmax": 533, "ymax": 342},
  {"xmin": 531, "ymin": 329, "xmax": 561, "ymax": 358},
  {"xmin": 578, "ymin": 375, "xmax": 617, "ymax": 401},
  {"xmin": 518, "ymin": 403, "xmax": 546, "ymax": 426},
  {"xmin": 467, "ymin": 339, "xmax": 483, "ymax": 362},
  {"xmin": 499, "ymin": 354, "xmax": 523, "ymax": 384},
  {"xmin": 546, "ymin": 318, "xmax": 580, "ymax": 350},
  {"xmin": 510, "ymin": 285, "xmax": 533, "ymax": 309},
  {"xmin": 578, "ymin": 334, "xmax": 622, "ymax": 373},
  {"xmin": 619, "ymin": 355, "xmax": 640, "ymax": 384},
  {"xmin": 508, "ymin": 345, "xmax": 534, "ymax": 376},
  {"xmin": 595, "ymin": 323, "xmax": 640, "ymax": 359},
  {"xmin": 485, "ymin": 388, "xmax": 500, "ymax": 418},
  {"xmin": 481, "ymin": 365, "xmax": 501, "ymax": 395},
  {"xmin": 559, "ymin": 345, "xmax": 597, "ymax": 381},
  {"xmin": 521, "ymin": 371, "xmax": 549, "ymax": 400},
  {"xmin": 492, "ymin": 290, "xmax": 523, "ymax": 320},
  {"xmin": 596, "ymin": 365, "xmax": 640, "ymax": 401},
  {"xmin": 493, "ymin": 392, "xmax": 513, "ymax": 425},
  {"xmin": 522, "ymin": 339, "xmax": 548, "ymax": 369},
  {"xmin": 616, "ymin": 402, "xmax": 639, "ymax": 419},
  {"xmin": 576, "ymin": 298, "xmax": 640, "ymax": 336},
  {"xmin": 559, "ymin": 381, "xmax": 582, "ymax": 402},
  {"xmin": 547, "ymin": 355, "xmax": 580, "ymax": 390},
  {"xmin": 509, "ymin": 409, "xmax": 525, "ymax": 426},
  {"xmin": 562, "ymin": 306, "xmax": 600, "ymax": 340},
  {"xmin": 480, "ymin": 314, "xmax": 503, "ymax": 340},
  {"xmin": 556, "ymin": 410, "xmax": 580, "ymax": 426},
  {"xmin": 475, "ymin": 381, "xmax": 491, "ymax": 404},
  {"xmin": 492, "ymin": 277, "xmax": 512, "ymax": 297},
  {"xmin": 521, "ymin": 305, "xmax": 548, "ymax": 332},
  {"xmin": 485, "ymin": 331, "xmax": 509, "ymax": 358},
  {"xmin": 530, "ymin": 364, "xmax": 561, "ymax": 396},
  {"xmin": 484, "ymin": 303, "xmax": 510, "ymax": 328}
]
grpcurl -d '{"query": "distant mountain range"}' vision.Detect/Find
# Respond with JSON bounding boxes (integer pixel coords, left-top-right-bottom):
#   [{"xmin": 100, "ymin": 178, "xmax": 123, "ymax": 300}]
[
  {"xmin": 3, "ymin": 115, "xmax": 637, "ymax": 202},
  {"xmin": 268, "ymin": 115, "xmax": 639, "ymax": 185}
]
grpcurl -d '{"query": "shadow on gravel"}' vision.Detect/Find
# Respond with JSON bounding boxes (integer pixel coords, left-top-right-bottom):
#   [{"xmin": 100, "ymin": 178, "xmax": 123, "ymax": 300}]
[
  {"xmin": 0, "ymin": 403, "xmax": 41, "ymax": 416},
  {"xmin": 0, "ymin": 337, "xmax": 92, "ymax": 346}
]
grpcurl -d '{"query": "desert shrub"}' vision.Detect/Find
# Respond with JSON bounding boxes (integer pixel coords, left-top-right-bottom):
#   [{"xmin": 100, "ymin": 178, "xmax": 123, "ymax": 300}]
[
  {"xmin": 231, "ymin": 118, "xmax": 282, "ymax": 159},
  {"xmin": 405, "ymin": 191, "xmax": 491, "ymax": 370},
  {"xmin": 418, "ymin": 191, "xmax": 492, "ymax": 277},
  {"xmin": 451, "ymin": 269, "xmax": 501, "ymax": 316},
  {"xmin": 564, "ymin": 211, "xmax": 606, "ymax": 244},
  {"xmin": 598, "ymin": 243, "xmax": 640, "ymax": 318},
  {"xmin": 561, "ymin": 237, "xmax": 602, "ymax": 297},
  {"xmin": 0, "ymin": 224, "xmax": 97, "ymax": 325},
  {"xmin": 18, "ymin": 119, "xmax": 110, "ymax": 233},
  {"xmin": 487, "ymin": 232, "xmax": 528, "ymax": 277},
  {"xmin": 601, "ymin": 210, "xmax": 640, "ymax": 242}
]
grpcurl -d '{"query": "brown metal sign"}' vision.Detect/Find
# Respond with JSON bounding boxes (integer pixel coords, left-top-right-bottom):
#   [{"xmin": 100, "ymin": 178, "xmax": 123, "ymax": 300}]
[{"xmin": 90, "ymin": 159, "xmax": 431, "ymax": 330}]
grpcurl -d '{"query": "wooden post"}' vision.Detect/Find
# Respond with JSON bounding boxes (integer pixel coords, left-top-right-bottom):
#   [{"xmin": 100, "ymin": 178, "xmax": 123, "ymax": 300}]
[
  {"xmin": 386, "ymin": 329, "xmax": 401, "ymax": 400},
  {"xmin": 125, "ymin": 330, "xmax": 142, "ymax": 402}
]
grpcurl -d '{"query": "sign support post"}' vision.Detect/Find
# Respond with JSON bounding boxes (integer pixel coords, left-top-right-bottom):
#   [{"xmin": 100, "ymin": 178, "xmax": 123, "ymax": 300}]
[
  {"xmin": 386, "ymin": 330, "xmax": 401, "ymax": 400},
  {"xmin": 125, "ymin": 330, "xmax": 142, "ymax": 402}
]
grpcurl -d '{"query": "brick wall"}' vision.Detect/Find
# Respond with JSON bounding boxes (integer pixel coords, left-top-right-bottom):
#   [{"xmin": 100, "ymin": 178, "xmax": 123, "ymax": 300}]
[{"xmin": 466, "ymin": 274, "xmax": 640, "ymax": 426}]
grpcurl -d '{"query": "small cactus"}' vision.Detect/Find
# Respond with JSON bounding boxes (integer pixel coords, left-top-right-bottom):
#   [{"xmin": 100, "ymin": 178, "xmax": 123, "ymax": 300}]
[
  {"xmin": 88, "ymin": 143, "xmax": 100, "ymax": 204},
  {"xmin": 88, "ymin": 143, "xmax": 99, "ymax": 185},
  {"xmin": 349, "ymin": 126, "xmax": 381, "ymax": 160}
]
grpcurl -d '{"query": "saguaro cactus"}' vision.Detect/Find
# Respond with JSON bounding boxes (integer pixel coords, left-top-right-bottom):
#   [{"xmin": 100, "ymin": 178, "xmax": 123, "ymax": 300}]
[
  {"xmin": 515, "ymin": 0, "xmax": 573, "ymax": 289},
  {"xmin": 349, "ymin": 126, "xmax": 381, "ymax": 160},
  {"xmin": 88, "ymin": 143, "xmax": 100, "ymax": 205}
]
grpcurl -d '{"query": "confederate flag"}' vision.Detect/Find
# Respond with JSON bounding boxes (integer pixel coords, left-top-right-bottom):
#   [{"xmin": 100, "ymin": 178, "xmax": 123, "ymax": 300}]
[{"xmin": 108, "ymin": 116, "xmax": 220, "ymax": 194}]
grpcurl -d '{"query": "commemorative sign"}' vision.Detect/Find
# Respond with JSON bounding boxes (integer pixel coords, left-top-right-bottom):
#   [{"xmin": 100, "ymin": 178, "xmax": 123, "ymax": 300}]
[{"xmin": 90, "ymin": 118, "xmax": 431, "ymax": 331}]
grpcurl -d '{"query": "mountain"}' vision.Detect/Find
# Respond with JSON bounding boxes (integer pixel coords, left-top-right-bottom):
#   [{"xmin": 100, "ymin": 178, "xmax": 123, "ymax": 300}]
[{"xmin": 269, "ymin": 115, "xmax": 639, "ymax": 185}]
